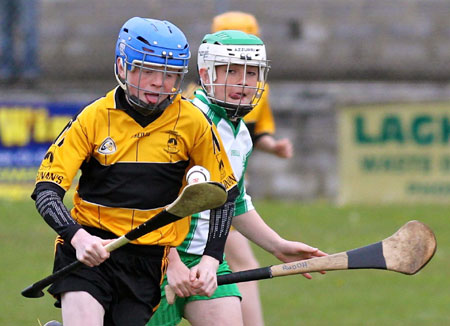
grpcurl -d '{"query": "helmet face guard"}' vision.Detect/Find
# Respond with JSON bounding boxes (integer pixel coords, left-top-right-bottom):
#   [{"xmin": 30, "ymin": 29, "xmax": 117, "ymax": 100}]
[
  {"xmin": 115, "ymin": 17, "xmax": 190, "ymax": 115},
  {"xmin": 198, "ymin": 31, "xmax": 270, "ymax": 120}
]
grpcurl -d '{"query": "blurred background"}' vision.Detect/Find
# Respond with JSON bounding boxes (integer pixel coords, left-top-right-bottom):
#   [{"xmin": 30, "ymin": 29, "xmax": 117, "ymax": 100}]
[
  {"xmin": 1, "ymin": 0, "xmax": 450, "ymax": 202},
  {"xmin": 1, "ymin": 1, "xmax": 449, "ymax": 325}
]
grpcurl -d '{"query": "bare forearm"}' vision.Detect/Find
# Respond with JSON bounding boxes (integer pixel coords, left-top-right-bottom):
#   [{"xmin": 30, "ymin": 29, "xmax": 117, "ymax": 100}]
[
  {"xmin": 255, "ymin": 135, "xmax": 293, "ymax": 158},
  {"xmin": 232, "ymin": 210, "xmax": 326, "ymax": 270},
  {"xmin": 254, "ymin": 134, "xmax": 276, "ymax": 153},
  {"xmin": 231, "ymin": 209, "xmax": 283, "ymax": 255},
  {"xmin": 168, "ymin": 247, "xmax": 182, "ymax": 263}
]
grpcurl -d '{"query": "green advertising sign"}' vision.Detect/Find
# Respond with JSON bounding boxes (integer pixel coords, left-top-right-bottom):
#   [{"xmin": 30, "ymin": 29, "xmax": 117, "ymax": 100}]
[{"xmin": 338, "ymin": 102, "xmax": 450, "ymax": 204}]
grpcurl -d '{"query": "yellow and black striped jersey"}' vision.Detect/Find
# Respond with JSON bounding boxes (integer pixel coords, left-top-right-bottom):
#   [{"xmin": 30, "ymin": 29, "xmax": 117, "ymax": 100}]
[
  {"xmin": 182, "ymin": 83, "xmax": 275, "ymax": 142},
  {"xmin": 35, "ymin": 87, "xmax": 236, "ymax": 246}
]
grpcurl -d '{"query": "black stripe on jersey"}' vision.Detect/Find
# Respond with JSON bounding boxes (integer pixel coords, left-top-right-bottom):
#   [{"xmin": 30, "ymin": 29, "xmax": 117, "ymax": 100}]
[
  {"xmin": 54, "ymin": 120, "xmax": 72, "ymax": 147},
  {"xmin": 53, "ymin": 105, "xmax": 87, "ymax": 147},
  {"xmin": 197, "ymin": 107, "xmax": 213, "ymax": 126},
  {"xmin": 211, "ymin": 128, "xmax": 221, "ymax": 155},
  {"xmin": 245, "ymin": 122, "xmax": 257, "ymax": 143},
  {"xmin": 78, "ymin": 158, "xmax": 189, "ymax": 209}
]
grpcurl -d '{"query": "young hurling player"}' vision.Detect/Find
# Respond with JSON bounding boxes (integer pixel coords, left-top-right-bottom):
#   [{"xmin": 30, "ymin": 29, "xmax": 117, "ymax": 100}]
[
  {"xmin": 147, "ymin": 30, "xmax": 326, "ymax": 326},
  {"xmin": 211, "ymin": 11, "xmax": 293, "ymax": 158},
  {"xmin": 213, "ymin": 11, "xmax": 294, "ymax": 326},
  {"xmin": 34, "ymin": 17, "xmax": 237, "ymax": 326}
]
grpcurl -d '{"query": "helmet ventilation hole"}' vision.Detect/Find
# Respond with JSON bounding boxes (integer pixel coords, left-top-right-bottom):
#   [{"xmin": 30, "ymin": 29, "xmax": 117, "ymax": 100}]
[{"xmin": 137, "ymin": 36, "xmax": 151, "ymax": 46}]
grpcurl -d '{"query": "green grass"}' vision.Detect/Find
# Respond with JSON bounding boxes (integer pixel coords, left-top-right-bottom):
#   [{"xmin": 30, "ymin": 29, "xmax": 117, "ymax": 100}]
[
  {"xmin": 253, "ymin": 202, "xmax": 448, "ymax": 326},
  {"xmin": 1, "ymin": 199, "xmax": 61, "ymax": 324},
  {"xmin": 1, "ymin": 199, "xmax": 448, "ymax": 325}
]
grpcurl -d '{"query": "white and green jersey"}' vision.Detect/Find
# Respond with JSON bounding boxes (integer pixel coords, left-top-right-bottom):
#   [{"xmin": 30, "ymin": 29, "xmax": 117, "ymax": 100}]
[{"xmin": 177, "ymin": 89, "xmax": 255, "ymax": 255}]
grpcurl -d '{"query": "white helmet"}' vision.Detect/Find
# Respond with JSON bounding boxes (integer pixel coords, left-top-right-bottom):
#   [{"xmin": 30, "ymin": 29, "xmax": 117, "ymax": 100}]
[{"xmin": 197, "ymin": 30, "xmax": 270, "ymax": 119}]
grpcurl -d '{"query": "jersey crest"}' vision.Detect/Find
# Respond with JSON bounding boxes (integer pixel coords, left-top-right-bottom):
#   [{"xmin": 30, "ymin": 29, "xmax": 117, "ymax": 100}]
[
  {"xmin": 164, "ymin": 131, "xmax": 180, "ymax": 154},
  {"xmin": 98, "ymin": 137, "xmax": 117, "ymax": 155}
]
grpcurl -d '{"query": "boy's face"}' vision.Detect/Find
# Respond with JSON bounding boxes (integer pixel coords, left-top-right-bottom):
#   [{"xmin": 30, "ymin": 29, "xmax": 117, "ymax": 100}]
[
  {"xmin": 118, "ymin": 58, "xmax": 180, "ymax": 106},
  {"xmin": 202, "ymin": 64, "xmax": 259, "ymax": 106}
]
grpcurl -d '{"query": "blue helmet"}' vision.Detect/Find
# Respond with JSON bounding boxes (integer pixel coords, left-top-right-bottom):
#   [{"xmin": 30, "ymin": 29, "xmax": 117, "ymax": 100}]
[{"xmin": 115, "ymin": 17, "xmax": 190, "ymax": 115}]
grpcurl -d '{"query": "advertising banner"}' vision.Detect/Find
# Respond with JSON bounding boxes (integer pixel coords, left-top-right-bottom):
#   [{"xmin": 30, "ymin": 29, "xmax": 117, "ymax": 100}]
[
  {"xmin": 338, "ymin": 102, "xmax": 450, "ymax": 204},
  {"xmin": 0, "ymin": 102, "xmax": 83, "ymax": 200}
]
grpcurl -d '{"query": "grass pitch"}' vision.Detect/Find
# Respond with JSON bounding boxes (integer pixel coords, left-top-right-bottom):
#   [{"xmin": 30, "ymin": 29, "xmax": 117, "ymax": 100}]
[{"xmin": 1, "ymin": 199, "xmax": 448, "ymax": 325}]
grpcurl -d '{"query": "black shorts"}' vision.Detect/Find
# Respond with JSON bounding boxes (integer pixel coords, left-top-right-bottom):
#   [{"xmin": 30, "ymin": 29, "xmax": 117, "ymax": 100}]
[{"xmin": 48, "ymin": 226, "xmax": 169, "ymax": 326}]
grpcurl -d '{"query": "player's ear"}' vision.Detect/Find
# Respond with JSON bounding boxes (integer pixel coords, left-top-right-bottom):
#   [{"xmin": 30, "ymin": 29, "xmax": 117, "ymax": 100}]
[
  {"xmin": 117, "ymin": 57, "xmax": 125, "ymax": 78},
  {"xmin": 199, "ymin": 68, "xmax": 210, "ymax": 84}
]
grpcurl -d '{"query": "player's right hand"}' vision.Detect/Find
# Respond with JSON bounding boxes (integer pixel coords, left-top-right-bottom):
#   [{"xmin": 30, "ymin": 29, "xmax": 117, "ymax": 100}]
[
  {"xmin": 166, "ymin": 259, "xmax": 193, "ymax": 298},
  {"xmin": 70, "ymin": 228, "xmax": 112, "ymax": 267}
]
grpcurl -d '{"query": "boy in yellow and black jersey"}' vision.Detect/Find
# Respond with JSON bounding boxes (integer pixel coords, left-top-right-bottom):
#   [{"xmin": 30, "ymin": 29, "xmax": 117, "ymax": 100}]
[
  {"xmin": 32, "ymin": 17, "xmax": 237, "ymax": 326},
  {"xmin": 35, "ymin": 87, "xmax": 233, "ymax": 246}
]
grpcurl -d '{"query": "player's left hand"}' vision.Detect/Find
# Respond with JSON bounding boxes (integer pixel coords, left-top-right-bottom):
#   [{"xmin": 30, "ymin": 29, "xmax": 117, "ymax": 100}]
[
  {"xmin": 189, "ymin": 255, "xmax": 219, "ymax": 297},
  {"xmin": 274, "ymin": 240, "xmax": 327, "ymax": 279}
]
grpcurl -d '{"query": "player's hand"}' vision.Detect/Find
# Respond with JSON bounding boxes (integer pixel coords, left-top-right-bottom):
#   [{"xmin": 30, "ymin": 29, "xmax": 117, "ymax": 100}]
[
  {"xmin": 273, "ymin": 138, "xmax": 293, "ymax": 158},
  {"xmin": 274, "ymin": 240, "xmax": 327, "ymax": 279},
  {"xmin": 166, "ymin": 258, "xmax": 193, "ymax": 298},
  {"xmin": 189, "ymin": 255, "xmax": 219, "ymax": 297},
  {"xmin": 70, "ymin": 228, "xmax": 112, "ymax": 267}
]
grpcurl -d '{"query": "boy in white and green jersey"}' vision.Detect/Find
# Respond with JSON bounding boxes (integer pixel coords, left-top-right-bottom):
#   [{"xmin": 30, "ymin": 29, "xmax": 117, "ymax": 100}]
[{"xmin": 148, "ymin": 30, "xmax": 326, "ymax": 326}]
